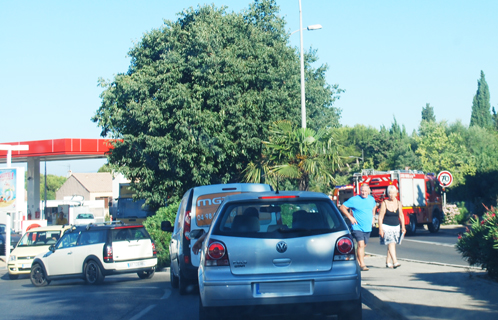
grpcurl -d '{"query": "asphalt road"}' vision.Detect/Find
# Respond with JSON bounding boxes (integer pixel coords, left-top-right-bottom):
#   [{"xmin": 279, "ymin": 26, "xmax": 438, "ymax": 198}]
[
  {"xmin": 1, "ymin": 225, "xmax": 465, "ymax": 320},
  {"xmin": 0, "ymin": 268, "xmax": 391, "ymax": 320}
]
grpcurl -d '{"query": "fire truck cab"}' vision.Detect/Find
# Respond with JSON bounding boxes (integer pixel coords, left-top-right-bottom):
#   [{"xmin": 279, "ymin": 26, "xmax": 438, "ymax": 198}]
[{"xmin": 333, "ymin": 169, "xmax": 444, "ymax": 235}]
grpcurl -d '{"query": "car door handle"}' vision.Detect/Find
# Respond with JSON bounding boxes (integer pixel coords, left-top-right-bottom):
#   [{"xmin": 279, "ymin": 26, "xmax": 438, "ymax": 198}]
[{"xmin": 67, "ymin": 251, "xmax": 73, "ymax": 255}]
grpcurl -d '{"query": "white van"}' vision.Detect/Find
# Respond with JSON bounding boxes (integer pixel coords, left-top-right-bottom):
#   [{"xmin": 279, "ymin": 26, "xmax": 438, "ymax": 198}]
[
  {"xmin": 162, "ymin": 183, "xmax": 272, "ymax": 294},
  {"xmin": 8, "ymin": 225, "xmax": 70, "ymax": 280}
]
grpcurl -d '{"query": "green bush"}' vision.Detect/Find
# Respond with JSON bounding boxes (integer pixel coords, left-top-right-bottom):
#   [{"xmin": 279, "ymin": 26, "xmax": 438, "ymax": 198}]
[
  {"xmin": 456, "ymin": 208, "xmax": 498, "ymax": 280},
  {"xmin": 455, "ymin": 202, "xmax": 470, "ymax": 224},
  {"xmin": 144, "ymin": 202, "xmax": 179, "ymax": 269}
]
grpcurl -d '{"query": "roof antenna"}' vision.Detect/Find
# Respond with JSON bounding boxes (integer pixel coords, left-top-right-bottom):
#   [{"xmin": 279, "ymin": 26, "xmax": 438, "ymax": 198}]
[{"xmin": 275, "ymin": 175, "xmax": 279, "ymax": 194}]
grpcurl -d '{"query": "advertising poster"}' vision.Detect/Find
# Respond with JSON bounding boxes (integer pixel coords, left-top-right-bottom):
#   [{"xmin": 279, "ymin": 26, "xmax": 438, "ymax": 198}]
[
  {"xmin": 195, "ymin": 192, "xmax": 242, "ymax": 226},
  {"xmin": 0, "ymin": 168, "xmax": 17, "ymax": 213}
]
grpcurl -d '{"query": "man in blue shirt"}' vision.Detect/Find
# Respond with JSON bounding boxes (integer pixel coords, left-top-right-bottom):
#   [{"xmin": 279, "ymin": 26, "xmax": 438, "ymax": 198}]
[{"xmin": 340, "ymin": 184, "xmax": 377, "ymax": 271}]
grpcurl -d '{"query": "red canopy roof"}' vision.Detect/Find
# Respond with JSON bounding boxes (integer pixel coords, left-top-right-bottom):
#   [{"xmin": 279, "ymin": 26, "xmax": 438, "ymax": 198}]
[{"xmin": 0, "ymin": 139, "xmax": 113, "ymax": 163}]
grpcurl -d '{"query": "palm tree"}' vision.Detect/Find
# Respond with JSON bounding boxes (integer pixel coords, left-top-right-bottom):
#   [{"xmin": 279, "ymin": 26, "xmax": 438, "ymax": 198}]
[{"xmin": 244, "ymin": 120, "xmax": 340, "ymax": 191}]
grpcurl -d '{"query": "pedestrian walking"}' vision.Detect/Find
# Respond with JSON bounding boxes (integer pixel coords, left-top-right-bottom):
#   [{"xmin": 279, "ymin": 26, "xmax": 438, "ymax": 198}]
[
  {"xmin": 378, "ymin": 185, "xmax": 406, "ymax": 268},
  {"xmin": 340, "ymin": 184, "xmax": 377, "ymax": 271}
]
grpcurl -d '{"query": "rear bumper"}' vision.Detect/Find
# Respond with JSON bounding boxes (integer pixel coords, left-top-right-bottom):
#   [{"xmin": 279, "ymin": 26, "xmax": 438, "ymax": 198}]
[
  {"xmin": 102, "ymin": 258, "xmax": 157, "ymax": 275},
  {"xmin": 199, "ymin": 264, "xmax": 361, "ymax": 308},
  {"xmin": 201, "ymin": 298, "xmax": 361, "ymax": 317}
]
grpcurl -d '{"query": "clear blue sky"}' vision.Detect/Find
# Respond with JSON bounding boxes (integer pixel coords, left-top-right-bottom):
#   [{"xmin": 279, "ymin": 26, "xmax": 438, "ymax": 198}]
[{"xmin": 1, "ymin": 0, "xmax": 497, "ymax": 176}]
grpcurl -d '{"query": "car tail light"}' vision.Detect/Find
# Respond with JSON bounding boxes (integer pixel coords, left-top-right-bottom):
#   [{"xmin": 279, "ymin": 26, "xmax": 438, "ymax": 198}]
[
  {"xmin": 205, "ymin": 240, "xmax": 229, "ymax": 267},
  {"xmin": 103, "ymin": 244, "xmax": 113, "ymax": 262},
  {"xmin": 151, "ymin": 242, "xmax": 157, "ymax": 256},
  {"xmin": 184, "ymin": 211, "xmax": 191, "ymax": 240},
  {"xmin": 334, "ymin": 236, "xmax": 355, "ymax": 261}
]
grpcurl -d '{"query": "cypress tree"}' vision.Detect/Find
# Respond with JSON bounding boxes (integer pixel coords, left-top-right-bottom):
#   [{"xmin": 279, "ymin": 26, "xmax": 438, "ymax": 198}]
[
  {"xmin": 421, "ymin": 103, "xmax": 436, "ymax": 123},
  {"xmin": 470, "ymin": 70, "xmax": 492, "ymax": 129}
]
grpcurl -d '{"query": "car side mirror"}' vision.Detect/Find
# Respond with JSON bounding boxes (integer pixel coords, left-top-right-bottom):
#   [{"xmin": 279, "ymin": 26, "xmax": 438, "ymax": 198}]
[
  {"xmin": 189, "ymin": 229, "xmax": 205, "ymax": 240},
  {"xmin": 161, "ymin": 221, "xmax": 174, "ymax": 232},
  {"xmin": 49, "ymin": 245, "xmax": 55, "ymax": 252}
]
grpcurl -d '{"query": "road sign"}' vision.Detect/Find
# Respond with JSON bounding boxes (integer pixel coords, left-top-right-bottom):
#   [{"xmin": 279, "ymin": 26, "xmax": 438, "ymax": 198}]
[{"xmin": 437, "ymin": 171, "xmax": 453, "ymax": 187}]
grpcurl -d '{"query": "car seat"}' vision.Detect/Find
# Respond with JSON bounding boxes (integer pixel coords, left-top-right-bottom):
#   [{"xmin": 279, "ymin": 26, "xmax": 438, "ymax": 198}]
[
  {"xmin": 231, "ymin": 215, "xmax": 260, "ymax": 233},
  {"xmin": 292, "ymin": 210, "xmax": 321, "ymax": 229}
]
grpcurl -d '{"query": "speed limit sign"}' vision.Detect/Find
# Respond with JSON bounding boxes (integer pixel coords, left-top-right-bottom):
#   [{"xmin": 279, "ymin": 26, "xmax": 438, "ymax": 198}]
[{"xmin": 437, "ymin": 171, "xmax": 453, "ymax": 187}]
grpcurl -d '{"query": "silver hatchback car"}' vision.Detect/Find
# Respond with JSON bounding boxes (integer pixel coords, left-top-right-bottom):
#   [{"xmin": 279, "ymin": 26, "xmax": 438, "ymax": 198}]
[{"xmin": 197, "ymin": 191, "xmax": 362, "ymax": 320}]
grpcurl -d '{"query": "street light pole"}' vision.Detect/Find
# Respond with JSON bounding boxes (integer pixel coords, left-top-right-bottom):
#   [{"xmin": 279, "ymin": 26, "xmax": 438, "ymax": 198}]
[
  {"xmin": 298, "ymin": 2, "xmax": 322, "ymax": 128},
  {"xmin": 299, "ymin": 0, "xmax": 306, "ymax": 128}
]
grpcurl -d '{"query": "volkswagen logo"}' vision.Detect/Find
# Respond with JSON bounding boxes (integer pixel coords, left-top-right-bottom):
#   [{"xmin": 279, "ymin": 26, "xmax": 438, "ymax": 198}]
[{"xmin": 276, "ymin": 241, "xmax": 287, "ymax": 253}]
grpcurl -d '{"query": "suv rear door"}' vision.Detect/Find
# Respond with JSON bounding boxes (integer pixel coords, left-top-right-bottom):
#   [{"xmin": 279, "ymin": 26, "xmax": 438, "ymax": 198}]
[{"xmin": 111, "ymin": 226, "xmax": 154, "ymax": 263}]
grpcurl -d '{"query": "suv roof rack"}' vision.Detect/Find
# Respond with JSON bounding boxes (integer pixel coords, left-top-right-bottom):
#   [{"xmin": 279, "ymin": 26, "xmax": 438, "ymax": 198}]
[{"xmin": 84, "ymin": 221, "xmax": 125, "ymax": 230}]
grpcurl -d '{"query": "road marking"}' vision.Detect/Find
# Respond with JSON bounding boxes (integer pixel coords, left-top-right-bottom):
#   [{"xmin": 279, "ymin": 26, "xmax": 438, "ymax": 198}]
[
  {"xmin": 129, "ymin": 305, "xmax": 156, "ymax": 320},
  {"xmin": 161, "ymin": 289, "xmax": 172, "ymax": 300},
  {"xmin": 402, "ymin": 239, "xmax": 455, "ymax": 247}
]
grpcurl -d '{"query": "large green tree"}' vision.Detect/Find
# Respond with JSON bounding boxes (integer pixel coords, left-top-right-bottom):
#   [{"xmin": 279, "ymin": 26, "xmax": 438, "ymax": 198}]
[
  {"xmin": 415, "ymin": 121, "xmax": 476, "ymax": 187},
  {"xmin": 470, "ymin": 70, "xmax": 492, "ymax": 129},
  {"xmin": 92, "ymin": 0, "xmax": 341, "ymax": 206},
  {"xmin": 348, "ymin": 119, "xmax": 419, "ymax": 172}
]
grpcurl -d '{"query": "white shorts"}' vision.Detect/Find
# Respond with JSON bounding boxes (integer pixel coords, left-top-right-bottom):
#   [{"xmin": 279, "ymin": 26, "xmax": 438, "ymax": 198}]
[{"xmin": 380, "ymin": 224, "xmax": 401, "ymax": 245}]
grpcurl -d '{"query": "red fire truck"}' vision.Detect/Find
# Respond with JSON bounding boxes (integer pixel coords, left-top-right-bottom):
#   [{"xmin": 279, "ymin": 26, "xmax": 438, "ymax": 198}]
[{"xmin": 332, "ymin": 169, "xmax": 444, "ymax": 235}]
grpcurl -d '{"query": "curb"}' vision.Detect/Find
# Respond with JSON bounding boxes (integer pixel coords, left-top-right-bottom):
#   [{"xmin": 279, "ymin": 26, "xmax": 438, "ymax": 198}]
[{"xmin": 361, "ymin": 287, "xmax": 407, "ymax": 320}]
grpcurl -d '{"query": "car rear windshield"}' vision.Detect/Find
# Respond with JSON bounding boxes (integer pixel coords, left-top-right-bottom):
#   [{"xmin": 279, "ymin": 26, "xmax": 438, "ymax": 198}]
[
  {"xmin": 112, "ymin": 227, "xmax": 150, "ymax": 242},
  {"xmin": 212, "ymin": 200, "xmax": 347, "ymax": 239},
  {"xmin": 18, "ymin": 230, "xmax": 62, "ymax": 246},
  {"xmin": 76, "ymin": 214, "xmax": 94, "ymax": 219}
]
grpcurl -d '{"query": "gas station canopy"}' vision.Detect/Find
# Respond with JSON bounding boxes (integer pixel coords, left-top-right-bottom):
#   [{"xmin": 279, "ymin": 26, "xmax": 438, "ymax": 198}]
[{"xmin": 0, "ymin": 138, "xmax": 113, "ymax": 163}]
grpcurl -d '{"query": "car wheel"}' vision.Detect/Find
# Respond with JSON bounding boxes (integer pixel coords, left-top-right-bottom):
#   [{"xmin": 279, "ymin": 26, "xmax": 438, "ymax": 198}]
[
  {"xmin": 84, "ymin": 260, "xmax": 105, "ymax": 285},
  {"xmin": 178, "ymin": 270, "xmax": 189, "ymax": 295},
  {"xmin": 428, "ymin": 214, "xmax": 441, "ymax": 233},
  {"xmin": 137, "ymin": 269, "xmax": 155, "ymax": 279},
  {"xmin": 8, "ymin": 274, "xmax": 19, "ymax": 280},
  {"xmin": 406, "ymin": 215, "xmax": 417, "ymax": 235},
  {"xmin": 338, "ymin": 296, "xmax": 362, "ymax": 320},
  {"xmin": 30, "ymin": 264, "xmax": 50, "ymax": 287},
  {"xmin": 170, "ymin": 268, "xmax": 179, "ymax": 288}
]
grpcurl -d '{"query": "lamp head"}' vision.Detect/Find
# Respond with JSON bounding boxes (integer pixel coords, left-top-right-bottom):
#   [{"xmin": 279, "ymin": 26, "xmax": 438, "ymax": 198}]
[{"xmin": 307, "ymin": 24, "xmax": 322, "ymax": 31}]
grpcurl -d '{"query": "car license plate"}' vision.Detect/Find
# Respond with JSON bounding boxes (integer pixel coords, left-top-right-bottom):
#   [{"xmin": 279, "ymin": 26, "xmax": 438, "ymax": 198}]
[
  {"xmin": 21, "ymin": 264, "xmax": 31, "ymax": 268},
  {"xmin": 254, "ymin": 281, "xmax": 312, "ymax": 297},
  {"xmin": 127, "ymin": 261, "xmax": 144, "ymax": 268}
]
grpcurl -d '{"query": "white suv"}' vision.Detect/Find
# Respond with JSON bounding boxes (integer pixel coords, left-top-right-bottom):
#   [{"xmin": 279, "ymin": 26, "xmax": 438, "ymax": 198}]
[{"xmin": 30, "ymin": 223, "xmax": 157, "ymax": 287}]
